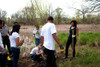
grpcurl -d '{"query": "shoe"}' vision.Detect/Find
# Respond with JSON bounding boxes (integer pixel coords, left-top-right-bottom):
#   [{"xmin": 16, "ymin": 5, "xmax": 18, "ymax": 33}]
[
  {"xmin": 63, "ymin": 56, "xmax": 68, "ymax": 59},
  {"xmin": 70, "ymin": 57, "xmax": 75, "ymax": 60},
  {"xmin": 32, "ymin": 60, "xmax": 37, "ymax": 65},
  {"xmin": 9, "ymin": 54, "xmax": 13, "ymax": 58}
]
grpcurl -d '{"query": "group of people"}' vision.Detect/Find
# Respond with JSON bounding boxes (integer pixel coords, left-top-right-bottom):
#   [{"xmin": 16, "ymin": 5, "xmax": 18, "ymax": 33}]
[
  {"xmin": 30, "ymin": 16, "xmax": 78, "ymax": 67},
  {"xmin": 0, "ymin": 16, "xmax": 78, "ymax": 67},
  {"xmin": 0, "ymin": 20, "xmax": 24, "ymax": 67}
]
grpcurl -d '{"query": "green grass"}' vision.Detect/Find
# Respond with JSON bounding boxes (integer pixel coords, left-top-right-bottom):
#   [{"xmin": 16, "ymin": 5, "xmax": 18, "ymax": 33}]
[
  {"xmin": 56, "ymin": 32, "xmax": 100, "ymax": 67},
  {"xmin": 59, "ymin": 47, "xmax": 100, "ymax": 67},
  {"xmin": 56, "ymin": 32, "xmax": 100, "ymax": 47},
  {"xmin": 79, "ymin": 32, "xmax": 100, "ymax": 46},
  {"xmin": 55, "ymin": 33, "xmax": 68, "ymax": 47}
]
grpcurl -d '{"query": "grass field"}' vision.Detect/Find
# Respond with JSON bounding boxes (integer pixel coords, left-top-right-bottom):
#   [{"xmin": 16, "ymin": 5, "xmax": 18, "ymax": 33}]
[
  {"xmin": 57, "ymin": 32, "xmax": 100, "ymax": 67},
  {"xmin": 56, "ymin": 32, "xmax": 100, "ymax": 47},
  {"xmin": 59, "ymin": 46, "xmax": 100, "ymax": 67}
]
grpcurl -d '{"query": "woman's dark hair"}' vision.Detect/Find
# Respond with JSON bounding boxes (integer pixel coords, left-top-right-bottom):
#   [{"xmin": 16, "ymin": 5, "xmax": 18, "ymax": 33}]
[
  {"xmin": 70, "ymin": 20, "xmax": 77, "ymax": 28},
  {"xmin": 48, "ymin": 16, "xmax": 54, "ymax": 21},
  {"xmin": 2, "ymin": 20, "xmax": 5, "ymax": 26},
  {"xmin": 11, "ymin": 23, "xmax": 20, "ymax": 35},
  {"xmin": 13, "ymin": 22, "xmax": 19, "ymax": 25}
]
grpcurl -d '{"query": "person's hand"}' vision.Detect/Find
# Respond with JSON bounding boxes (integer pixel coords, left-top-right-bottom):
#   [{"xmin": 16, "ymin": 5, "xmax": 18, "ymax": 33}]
[
  {"xmin": 72, "ymin": 35, "xmax": 76, "ymax": 38},
  {"xmin": 40, "ymin": 52, "xmax": 43, "ymax": 54},
  {"xmin": 59, "ymin": 45, "xmax": 64, "ymax": 49},
  {"xmin": 20, "ymin": 39, "xmax": 24, "ymax": 45},
  {"xmin": 21, "ymin": 39, "xmax": 24, "ymax": 43},
  {"xmin": 1, "ymin": 49, "xmax": 6, "ymax": 55},
  {"xmin": 43, "ymin": 57, "xmax": 46, "ymax": 60},
  {"xmin": 2, "ymin": 51, "xmax": 6, "ymax": 55}
]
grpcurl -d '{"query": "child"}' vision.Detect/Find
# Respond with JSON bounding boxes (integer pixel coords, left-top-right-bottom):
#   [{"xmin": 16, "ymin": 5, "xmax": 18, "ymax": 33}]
[
  {"xmin": 30, "ymin": 45, "xmax": 45, "ymax": 63},
  {"xmin": 33, "ymin": 25, "xmax": 41, "ymax": 46}
]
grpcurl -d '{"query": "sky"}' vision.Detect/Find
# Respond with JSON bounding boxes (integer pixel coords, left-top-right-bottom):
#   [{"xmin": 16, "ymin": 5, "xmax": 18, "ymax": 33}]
[{"xmin": 0, "ymin": 0, "xmax": 83, "ymax": 17}]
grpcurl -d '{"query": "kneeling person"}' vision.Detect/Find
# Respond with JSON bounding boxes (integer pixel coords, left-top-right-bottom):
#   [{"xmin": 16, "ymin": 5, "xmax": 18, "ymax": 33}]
[{"xmin": 30, "ymin": 45, "xmax": 45, "ymax": 62}]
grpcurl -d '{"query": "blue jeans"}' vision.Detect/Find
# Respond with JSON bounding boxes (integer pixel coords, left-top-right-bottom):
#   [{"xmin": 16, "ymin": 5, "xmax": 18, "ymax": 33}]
[
  {"xmin": 35, "ymin": 39, "xmax": 40, "ymax": 46},
  {"xmin": 11, "ymin": 47, "xmax": 20, "ymax": 67},
  {"xmin": 54, "ymin": 50, "xmax": 57, "ymax": 56},
  {"xmin": 30, "ymin": 53, "xmax": 40, "ymax": 61}
]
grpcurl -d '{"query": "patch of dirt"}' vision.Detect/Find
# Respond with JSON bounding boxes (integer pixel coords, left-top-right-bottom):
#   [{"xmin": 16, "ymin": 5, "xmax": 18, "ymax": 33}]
[
  {"xmin": 18, "ymin": 57, "xmax": 45, "ymax": 67},
  {"xmin": 19, "ymin": 24, "xmax": 100, "ymax": 35},
  {"xmin": 18, "ymin": 52, "xmax": 65, "ymax": 67}
]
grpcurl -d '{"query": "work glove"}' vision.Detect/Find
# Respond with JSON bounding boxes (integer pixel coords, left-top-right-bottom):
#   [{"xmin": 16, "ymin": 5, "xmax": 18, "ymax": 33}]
[{"xmin": 60, "ymin": 45, "xmax": 64, "ymax": 49}]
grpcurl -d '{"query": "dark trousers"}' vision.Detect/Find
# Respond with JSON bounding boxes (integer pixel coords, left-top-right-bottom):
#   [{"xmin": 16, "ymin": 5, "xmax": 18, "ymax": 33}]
[
  {"xmin": 44, "ymin": 47, "xmax": 57, "ymax": 67},
  {"xmin": 2, "ymin": 36, "xmax": 12, "ymax": 55},
  {"xmin": 65, "ymin": 37, "xmax": 76, "ymax": 57},
  {"xmin": 11, "ymin": 47, "xmax": 20, "ymax": 67},
  {"xmin": 0, "ymin": 53, "xmax": 7, "ymax": 67},
  {"xmin": 30, "ymin": 53, "xmax": 41, "ymax": 61}
]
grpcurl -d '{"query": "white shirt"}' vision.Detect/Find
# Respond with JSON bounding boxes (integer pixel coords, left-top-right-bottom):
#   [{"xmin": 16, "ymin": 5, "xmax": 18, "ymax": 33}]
[
  {"xmin": 0, "ymin": 32, "xmax": 4, "ymax": 53},
  {"xmin": 30, "ymin": 47, "xmax": 43, "ymax": 55},
  {"xmin": 10, "ymin": 32, "xmax": 20, "ymax": 47},
  {"xmin": 0, "ymin": 33, "xmax": 4, "ymax": 48},
  {"xmin": 41, "ymin": 22, "xmax": 57, "ymax": 50},
  {"xmin": 33, "ymin": 29, "xmax": 41, "ymax": 39}
]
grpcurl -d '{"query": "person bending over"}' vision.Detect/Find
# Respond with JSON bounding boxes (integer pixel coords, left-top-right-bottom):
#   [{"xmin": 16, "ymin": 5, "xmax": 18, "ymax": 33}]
[{"xmin": 30, "ymin": 45, "xmax": 45, "ymax": 64}]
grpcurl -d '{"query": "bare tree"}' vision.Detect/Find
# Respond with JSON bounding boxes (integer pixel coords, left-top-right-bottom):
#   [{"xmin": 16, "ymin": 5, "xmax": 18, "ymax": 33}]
[
  {"xmin": 1, "ymin": 10, "xmax": 7, "ymax": 21},
  {"xmin": 72, "ymin": 0, "xmax": 100, "ymax": 23},
  {"xmin": 54, "ymin": 8, "xmax": 64, "ymax": 24}
]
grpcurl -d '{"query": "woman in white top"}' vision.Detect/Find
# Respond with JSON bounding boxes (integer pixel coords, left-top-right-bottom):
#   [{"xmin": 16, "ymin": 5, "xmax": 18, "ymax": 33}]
[{"xmin": 10, "ymin": 23, "xmax": 24, "ymax": 67}]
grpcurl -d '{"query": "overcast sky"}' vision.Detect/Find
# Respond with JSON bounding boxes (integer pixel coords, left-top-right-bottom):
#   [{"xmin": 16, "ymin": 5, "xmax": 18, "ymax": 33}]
[{"xmin": 0, "ymin": 0, "xmax": 83, "ymax": 17}]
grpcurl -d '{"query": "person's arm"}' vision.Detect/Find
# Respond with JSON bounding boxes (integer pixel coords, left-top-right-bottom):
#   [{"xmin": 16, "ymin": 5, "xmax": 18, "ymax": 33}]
[
  {"xmin": 76, "ymin": 28, "xmax": 79, "ymax": 36},
  {"xmin": 50, "ymin": 24, "xmax": 64, "ymax": 49},
  {"xmin": 35, "ymin": 50, "xmax": 42, "ymax": 55},
  {"xmin": 41, "ymin": 53, "xmax": 46, "ymax": 60},
  {"xmin": 52, "ymin": 33, "xmax": 61, "ymax": 46},
  {"xmin": 33, "ymin": 33, "xmax": 35, "ymax": 38},
  {"xmin": 15, "ymin": 37, "xmax": 24, "ymax": 47},
  {"xmin": 52, "ymin": 33, "xmax": 64, "ymax": 49},
  {"xmin": 7, "ymin": 26, "xmax": 9, "ymax": 34},
  {"xmin": 40, "ymin": 28, "xmax": 44, "ymax": 46},
  {"xmin": 0, "ymin": 46, "xmax": 2, "ymax": 50},
  {"xmin": 0, "ymin": 46, "xmax": 6, "ymax": 54},
  {"xmin": 40, "ymin": 36, "xmax": 44, "ymax": 46},
  {"xmin": 33, "ymin": 29, "xmax": 36, "ymax": 38}
]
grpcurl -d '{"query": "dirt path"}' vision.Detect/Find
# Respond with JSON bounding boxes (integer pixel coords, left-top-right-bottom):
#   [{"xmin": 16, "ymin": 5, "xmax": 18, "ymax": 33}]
[{"xmin": 20, "ymin": 24, "xmax": 100, "ymax": 35}]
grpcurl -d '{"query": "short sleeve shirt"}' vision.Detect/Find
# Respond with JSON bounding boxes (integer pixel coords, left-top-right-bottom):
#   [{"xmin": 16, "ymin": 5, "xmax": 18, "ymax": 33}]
[
  {"xmin": 10, "ymin": 32, "xmax": 20, "ymax": 47},
  {"xmin": 41, "ymin": 22, "xmax": 57, "ymax": 50}
]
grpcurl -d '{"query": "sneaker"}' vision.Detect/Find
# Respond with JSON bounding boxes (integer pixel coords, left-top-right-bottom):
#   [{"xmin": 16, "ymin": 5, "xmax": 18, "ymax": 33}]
[
  {"xmin": 63, "ymin": 56, "xmax": 68, "ymax": 59},
  {"xmin": 70, "ymin": 57, "xmax": 75, "ymax": 60}
]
